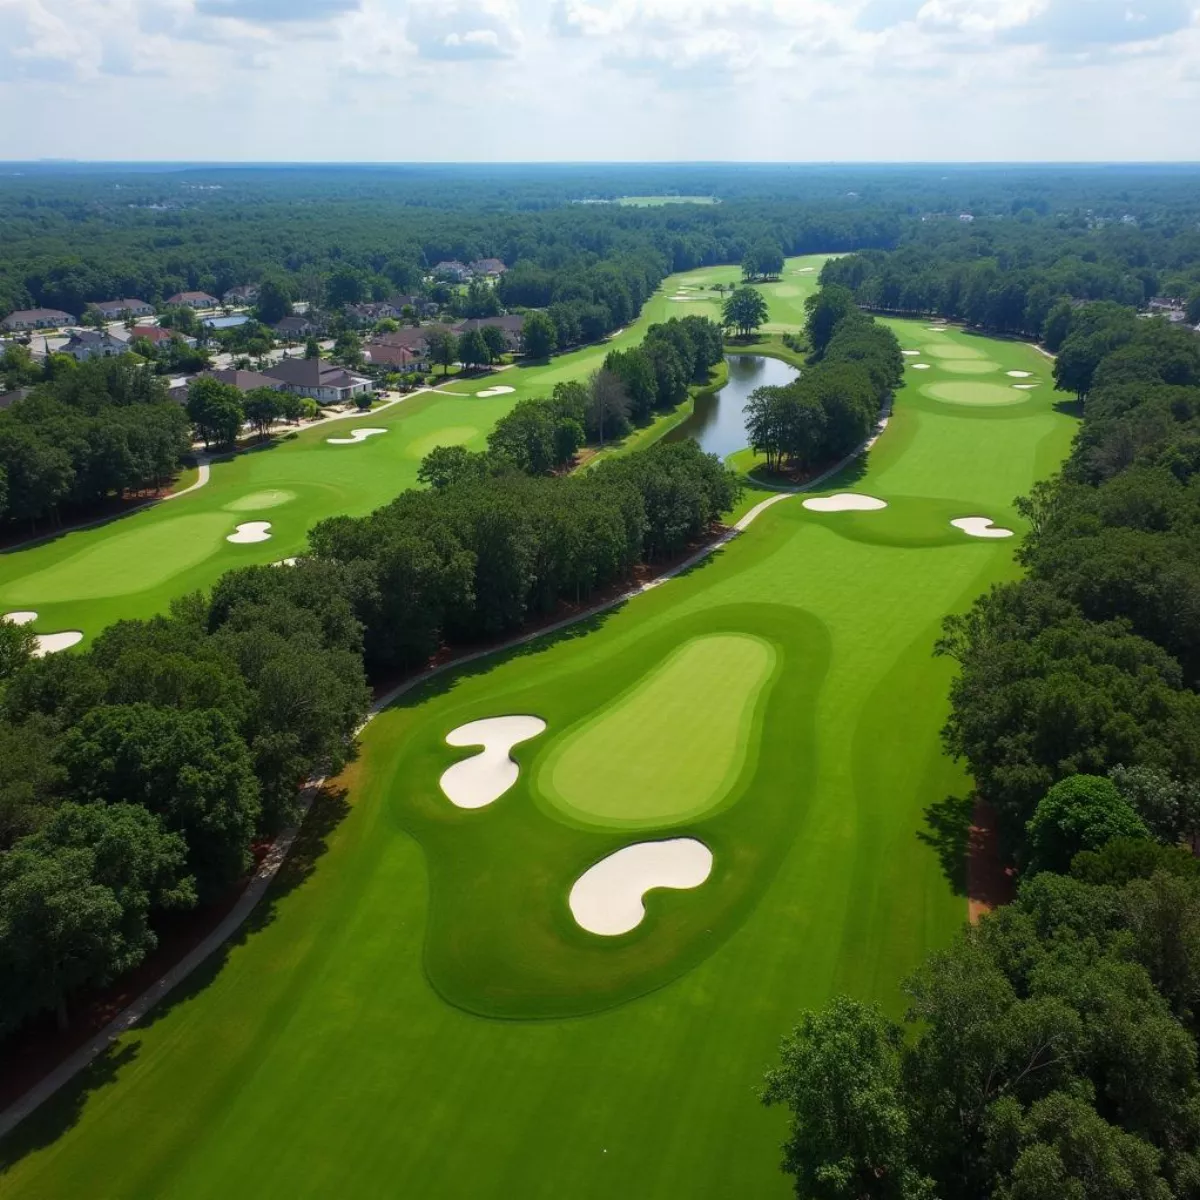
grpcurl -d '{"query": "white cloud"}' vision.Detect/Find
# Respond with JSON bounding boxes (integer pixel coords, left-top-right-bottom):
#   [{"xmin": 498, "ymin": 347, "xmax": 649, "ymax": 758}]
[
  {"xmin": 0, "ymin": 0, "xmax": 1196, "ymax": 158},
  {"xmin": 407, "ymin": 0, "xmax": 522, "ymax": 59}
]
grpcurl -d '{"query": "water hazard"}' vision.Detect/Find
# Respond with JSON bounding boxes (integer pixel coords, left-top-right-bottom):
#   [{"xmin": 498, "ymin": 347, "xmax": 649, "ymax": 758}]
[{"xmin": 665, "ymin": 354, "xmax": 800, "ymax": 460}]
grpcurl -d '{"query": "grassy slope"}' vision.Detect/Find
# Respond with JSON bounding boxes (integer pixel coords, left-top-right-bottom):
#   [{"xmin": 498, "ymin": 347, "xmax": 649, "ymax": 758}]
[
  {"xmin": 0, "ymin": 318, "xmax": 1077, "ymax": 1200},
  {"xmin": 0, "ymin": 256, "xmax": 827, "ymax": 647}
]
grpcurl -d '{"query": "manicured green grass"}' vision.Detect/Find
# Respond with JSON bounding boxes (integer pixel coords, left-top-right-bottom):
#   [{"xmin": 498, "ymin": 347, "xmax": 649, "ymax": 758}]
[
  {"xmin": 540, "ymin": 632, "xmax": 777, "ymax": 829},
  {"xmin": 0, "ymin": 319, "xmax": 1077, "ymax": 1200},
  {"xmin": 616, "ymin": 195, "xmax": 719, "ymax": 206},
  {"xmin": 0, "ymin": 391, "xmax": 521, "ymax": 644}
]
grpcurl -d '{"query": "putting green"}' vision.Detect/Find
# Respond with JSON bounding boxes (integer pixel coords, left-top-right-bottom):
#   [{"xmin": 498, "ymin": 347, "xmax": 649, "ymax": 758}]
[
  {"xmin": 0, "ymin": 513, "xmax": 234, "ymax": 603},
  {"xmin": 223, "ymin": 489, "xmax": 297, "ymax": 511},
  {"xmin": 0, "ymin": 314, "xmax": 1075, "ymax": 1200},
  {"xmin": 923, "ymin": 380, "xmax": 1029, "ymax": 407},
  {"xmin": 539, "ymin": 633, "xmax": 777, "ymax": 828}
]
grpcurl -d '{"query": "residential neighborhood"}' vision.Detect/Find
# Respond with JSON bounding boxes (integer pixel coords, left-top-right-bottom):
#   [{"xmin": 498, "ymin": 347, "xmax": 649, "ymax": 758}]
[
  {"xmin": 263, "ymin": 357, "xmax": 373, "ymax": 404},
  {"xmin": 1, "ymin": 307, "xmax": 77, "ymax": 331},
  {"xmin": 166, "ymin": 290, "xmax": 220, "ymax": 309},
  {"xmin": 88, "ymin": 298, "xmax": 155, "ymax": 320}
]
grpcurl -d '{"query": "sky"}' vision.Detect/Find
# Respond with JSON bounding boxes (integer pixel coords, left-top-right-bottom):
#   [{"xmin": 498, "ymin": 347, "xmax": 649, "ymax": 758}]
[{"xmin": 0, "ymin": 0, "xmax": 1198, "ymax": 162}]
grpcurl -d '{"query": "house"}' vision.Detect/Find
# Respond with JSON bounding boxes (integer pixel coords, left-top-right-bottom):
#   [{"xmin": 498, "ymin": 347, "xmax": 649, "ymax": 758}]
[
  {"xmin": 61, "ymin": 329, "xmax": 130, "ymax": 362},
  {"xmin": 88, "ymin": 298, "xmax": 154, "ymax": 320},
  {"xmin": 197, "ymin": 368, "xmax": 285, "ymax": 393},
  {"xmin": 124, "ymin": 325, "xmax": 198, "ymax": 349},
  {"xmin": 1148, "ymin": 297, "xmax": 1188, "ymax": 323},
  {"xmin": 273, "ymin": 315, "xmax": 318, "ymax": 341},
  {"xmin": 452, "ymin": 314, "xmax": 525, "ymax": 352},
  {"xmin": 166, "ymin": 291, "xmax": 219, "ymax": 309},
  {"xmin": 388, "ymin": 294, "xmax": 439, "ymax": 317},
  {"xmin": 432, "ymin": 261, "xmax": 469, "ymax": 282},
  {"xmin": 264, "ymin": 357, "xmax": 372, "ymax": 404},
  {"xmin": 2, "ymin": 308, "xmax": 77, "ymax": 331},
  {"xmin": 223, "ymin": 284, "xmax": 259, "ymax": 305},
  {"xmin": 468, "ymin": 258, "xmax": 507, "ymax": 278},
  {"xmin": 958, "ymin": 213, "xmax": 975, "ymax": 223},
  {"xmin": 363, "ymin": 342, "xmax": 426, "ymax": 371},
  {"xmin": 346, "ymin": 301, "xmax": 402, "ymax": 323}
]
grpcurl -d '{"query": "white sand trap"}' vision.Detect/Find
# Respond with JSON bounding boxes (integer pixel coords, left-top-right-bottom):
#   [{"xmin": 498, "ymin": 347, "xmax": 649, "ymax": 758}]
[
  {"xmin": 951, "ymin": 517, "xmax": 1014, "ymax": 539},
  {"xmin": 33, "ymin": 631, "xmax": 83, "ymax": 656},
  {"xmin": 227, "ymin": 521, "xmax": 272, "ymax": 544},
  {"xmin": 1006, "ymin": 370, "xmax": 1033, "ymax": 378},
  {"xmin": 803, "ymin": 493, "xmax": 888, "ymax": 513},
  {"xmin": 902, "ymin": 349, "xmax": 921, "ymax": 356},
  {"xmin": 910, "ymin": 362, "xmax": 932, "ymax": 369},
  {"xmin": 569, "ymin": 839, "xmax": 714, "ymax": 936},
  {"xmin": 3, "ymin": 611, "xmax": 37, "ymax": 626},
  {"xmin": 797, "ymin": 267, "xmax": 815, "ymax": 273},
  {"xmin": 326, "ymin": 427, "xmax": 387, "ymax": 445},
  {"xmin": 271, "ymin": 557, "xmax": 299, "ymax": 567},
  {"xmin": 1013, "ymin": 383, "xmax": 1040, "ymax": 390},
  {"xmin": 440, "ymin": 715, "xmax": 547, "ymax": 809},
  {"xmin": 475, "ymin": 386, "xmax": 515, "ymax": 397}
]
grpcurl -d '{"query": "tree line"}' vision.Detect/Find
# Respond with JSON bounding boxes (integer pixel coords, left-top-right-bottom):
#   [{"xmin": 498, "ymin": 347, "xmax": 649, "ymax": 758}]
[
  {"xmin": 0, "ymin": 433, "xmax": 738, "ymax": 1035},
  {"xmin": 821, "ymin": 213, "xmax": 1200, "ymax": 339},
  {"xmin": 763, "ymin": 305, "xmax": 1200, "ymax": 1199},
  {"xmin": 744, "ymin": 287, "xmax": 903, "ymax": 474},
  {"xmin": 0, "ymin": 357, "xmax": 191, "ymax": 531}
]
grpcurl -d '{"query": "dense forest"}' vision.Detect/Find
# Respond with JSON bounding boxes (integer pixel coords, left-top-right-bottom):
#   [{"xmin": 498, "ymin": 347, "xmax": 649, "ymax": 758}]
[
  {"xmin": 5, "ymin": 163, "xmax": 1200, "ymax": 322},
  {"xmin": 764, "ymin": 304, "xmax": 1200, "ymax": 1198}
]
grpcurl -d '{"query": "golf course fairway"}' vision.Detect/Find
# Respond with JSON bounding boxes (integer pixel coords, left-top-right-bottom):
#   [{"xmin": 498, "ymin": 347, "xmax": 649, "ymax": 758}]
[
  {"xmin": 0, "ymin": 257, "xmax": 830, "ymax": 648},
  {"xmin": 0, "ymin": 316, "xmax": 1077, "ymax": 1199}
]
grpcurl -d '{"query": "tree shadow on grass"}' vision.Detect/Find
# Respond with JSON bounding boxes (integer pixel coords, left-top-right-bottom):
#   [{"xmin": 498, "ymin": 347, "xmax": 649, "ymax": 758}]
[
  {"xmin": 0, "ymin": 1043, "xmax": 140, "ymax": 1174},
  {"xmin": 0, "ymin": 784, "xmax": 352, "ymax": 1174},
  {"xmin": 917, "ymin": 793, "xmax": 975, "ymax": 897}
]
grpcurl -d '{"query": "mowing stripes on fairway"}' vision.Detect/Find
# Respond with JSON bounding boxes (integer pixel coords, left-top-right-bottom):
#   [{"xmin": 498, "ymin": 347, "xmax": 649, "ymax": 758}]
[
  {"xmin": 540, "ymin": 634, "xmax": 775, "ymax": 827},
  {"xmin": 0, "ymin": 512, "xmax": 234, "ymax": 604},
  {"xmin": 569, "ymin": 839, "xmax": 714, "ymax": 936},
  {"xmin": 440, "ymin": 716, "xmax": 547, "ymax": 809}
]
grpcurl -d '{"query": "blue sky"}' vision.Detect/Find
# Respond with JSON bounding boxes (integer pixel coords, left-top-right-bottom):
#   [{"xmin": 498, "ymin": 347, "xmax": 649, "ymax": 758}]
[{"xmin": 0, "ymin": 0, "xmax": 1197, "ymax": 161}]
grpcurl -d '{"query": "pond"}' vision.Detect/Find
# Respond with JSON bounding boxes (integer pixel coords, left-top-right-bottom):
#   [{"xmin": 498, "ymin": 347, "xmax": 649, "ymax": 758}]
[{"xmin": 665, "ymin": 354, "xmax": 800, "ymax": 460}]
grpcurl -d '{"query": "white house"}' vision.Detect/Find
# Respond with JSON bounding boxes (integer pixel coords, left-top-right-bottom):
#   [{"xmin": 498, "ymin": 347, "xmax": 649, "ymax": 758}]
[
  {"xmin": 432, "ymin": 261, "xmax": 470, "ymax": 282},
  {"xmin": 89, "ymin": 298, "xmax": 154, "ymax": 320},
  {"xmin": 264, "ymin": 357, "xmax": 372, "ymax": 404},
  {"xmin": 223, "ymin": 284, "xmax": 260, "ymax": 305},
  {"xmin": 61, "ymin": 329, "xmax": 130, "ymax": 361},
  {"xmin": 2, "ymin": 308, "xmax": 77, "ymax": 331}
]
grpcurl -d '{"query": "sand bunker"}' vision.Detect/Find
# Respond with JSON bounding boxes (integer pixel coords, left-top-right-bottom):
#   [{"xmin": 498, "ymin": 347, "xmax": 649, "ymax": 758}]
[
  {"xmin": 3, "ymin": 611, "xmax": 37, "ymax": 626},
  {"xmin": 570, "ymin": 839, "xmax": 714, "ymax": 936},
  {"xmin": 796, "ymin": 267, "xmax": 815, "ymax": 273},
  {"xmin": 326, "ymin": 428, "xmax": 387, "ymax": 446},
  {"xmin": 1012, "ymin": 383, "xmax": 1040, "ymax": 390},
  {"xmin": 440, "ymin": 715, "xmax": 547, "ymax": 809},
  {"xmin": 475, "ymin": 386, "xmax": 515, "ymax": 397},
  {"xmin": 902, "ymin": 349, "xmax": 921, "ymax": 356},
  {"xmin": 926, "ymin": 325, "xmax": 948, "ymax": 332},
  {"xmin": 271, "ymin": 557, "xmax": 299, "ymax": 567},
  {"xmin": 951, "ymin": 517, "xmax": 1014, "ymax": 539},
  {"xmin": 33, "ymin": 631, "xmax": 83, "ymax": 656},
  {"xmin": 226, "ymin": 522, "xmax": 272, "ymax": 544},
  {"xmin": 803, "ymin": 493, "xmax": 888, "ymax": 513},
  {"xmin": 910, "ymin": 363, "xmax": 931, "ymax": 369},
  {"xmin": 1006, "ymin": 370, "xmax": 1033, "ymax": 378}
]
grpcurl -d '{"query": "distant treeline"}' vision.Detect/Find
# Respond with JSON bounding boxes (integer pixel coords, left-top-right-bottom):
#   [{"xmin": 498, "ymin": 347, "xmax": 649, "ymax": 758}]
[
  {"xmin": 0, "ymin": 434, "xmax": 737, "ymax": 1034},
  {"xmin": 744, "ymin": 287, "xmax": 902, "ymax": 473},
  {"xmin": 821, "ymin": 215, "xmax": 1200, "ymax": 338}
]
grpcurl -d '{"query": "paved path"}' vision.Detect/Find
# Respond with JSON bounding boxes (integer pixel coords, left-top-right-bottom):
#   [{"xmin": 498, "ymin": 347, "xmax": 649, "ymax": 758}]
[
  {"xmin": 0, "ymin": 396, "xmax": 892, "ymax": 1142},
  {"xmin": 161, "ymin": 458, "xmax": 210, "ymax": 501}
]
